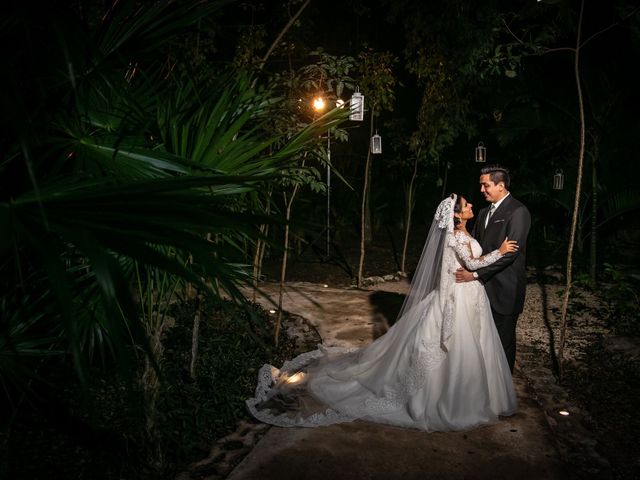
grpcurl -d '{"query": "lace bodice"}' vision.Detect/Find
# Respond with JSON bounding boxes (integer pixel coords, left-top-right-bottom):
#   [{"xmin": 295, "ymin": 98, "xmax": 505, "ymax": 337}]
[{"xmin": 452, "ymin": 232, "xmax": 502, "ymax": 271}]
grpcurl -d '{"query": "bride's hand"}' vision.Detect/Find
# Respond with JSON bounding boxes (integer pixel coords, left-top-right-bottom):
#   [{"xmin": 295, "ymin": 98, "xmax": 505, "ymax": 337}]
[{"xmin": 499, "ymin": 237, "xmax": 518, "ymax": 254}]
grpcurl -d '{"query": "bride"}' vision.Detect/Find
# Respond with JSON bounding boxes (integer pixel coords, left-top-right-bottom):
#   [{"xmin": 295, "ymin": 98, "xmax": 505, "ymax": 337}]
[{"xmin": 247, "ymin": 194, "xmax": 518, "ymax": 432}]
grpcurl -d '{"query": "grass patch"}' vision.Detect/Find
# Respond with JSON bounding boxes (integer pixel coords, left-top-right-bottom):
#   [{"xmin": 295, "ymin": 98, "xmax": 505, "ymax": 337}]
[
  {"xmin": 3, "ymin": 299, "xmax": 298, "ymax": 479},
  {"xmin": 563, "ymin": 338, "xmax": 640, "ymax": 480}
]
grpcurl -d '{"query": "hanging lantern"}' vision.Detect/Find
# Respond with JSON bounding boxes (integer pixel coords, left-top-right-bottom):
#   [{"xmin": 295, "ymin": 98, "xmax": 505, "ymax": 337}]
[
  {"xmin": 553, "ymin": 169, "xmax": 564, "ymax": 190},
  {"xmin": 350, "ymin": 87, "xmax": 364, "ymax": 121},
  {"xmin": 475, "ymin": 142, "xmax": 487, "ymax": 163},
  {"xmin": 371, "ymin": 132, "xmax": 382, "ymax": 154}
]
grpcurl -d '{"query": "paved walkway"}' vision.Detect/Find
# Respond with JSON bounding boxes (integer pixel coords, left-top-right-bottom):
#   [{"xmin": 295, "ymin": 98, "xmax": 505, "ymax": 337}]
[{"xmin": 229, "ymin": 282, "xmax": 568, "ymax": 480}]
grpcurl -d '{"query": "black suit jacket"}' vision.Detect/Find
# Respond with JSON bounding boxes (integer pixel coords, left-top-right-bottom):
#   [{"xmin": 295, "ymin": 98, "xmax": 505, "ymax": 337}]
[{"xmin": 472, "ymin": 194, "xmax": 531, "ymax": 315}]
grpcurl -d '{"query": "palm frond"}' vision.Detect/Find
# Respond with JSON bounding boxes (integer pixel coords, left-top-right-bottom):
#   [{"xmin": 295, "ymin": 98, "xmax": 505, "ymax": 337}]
[{"xmin": 599, "ymin": 187, "xmax": 640, "ymax": 227}]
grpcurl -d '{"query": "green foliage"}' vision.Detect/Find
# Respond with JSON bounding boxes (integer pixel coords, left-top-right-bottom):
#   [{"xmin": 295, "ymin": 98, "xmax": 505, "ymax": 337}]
[
  {"xmin": 392, "ymin": 0, "xmax": 503, "ymax": 164},
  {"xmin": 0, "ymin": 0, "xmax": 346, "ymax": 412},
  {"xmin": 4, "ymin": 300, "xmax": 299, "ymax": 479},
  {"xmin": 564, "ymin": 339, "xmax": 640, "ymax": 479},
  {"xmin": 601, "ymin": 263, "xmax": 640, "ymax": 335},
  {"xmin": 600, "ymin": 188, "xmax": 640, "ymax": 228},
  {"xmin": 299, "ymin": 49, "xmax": 357, "ymax": 99},
  {"xmin": 258, "ymin": 50, "xmax": 355, "ymax": 200},
  {"xmin": 156, "ymin": 300, "xmax": 298, "ymax": 473},
  {"xmin": 355, "ymin": 48, "xmax": 399, "ymax": 117}
]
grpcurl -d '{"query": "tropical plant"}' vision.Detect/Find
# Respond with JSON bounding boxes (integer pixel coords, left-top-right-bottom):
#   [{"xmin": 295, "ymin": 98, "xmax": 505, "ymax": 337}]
[{"xmin": 0, "ymin": 0, "xmax": 344, "ymax": 452}]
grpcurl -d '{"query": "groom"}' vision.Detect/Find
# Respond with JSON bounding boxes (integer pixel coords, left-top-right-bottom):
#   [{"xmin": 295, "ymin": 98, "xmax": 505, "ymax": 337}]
[{"xmin": 456, "ymin": 165, "xmax": 531, "ymax": 372}]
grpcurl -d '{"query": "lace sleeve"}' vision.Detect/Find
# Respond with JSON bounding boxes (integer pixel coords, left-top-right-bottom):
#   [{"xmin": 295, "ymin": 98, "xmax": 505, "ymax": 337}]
[{"xmin": 453, "ymin": 232, "xmax": 502, "ymax": 271}]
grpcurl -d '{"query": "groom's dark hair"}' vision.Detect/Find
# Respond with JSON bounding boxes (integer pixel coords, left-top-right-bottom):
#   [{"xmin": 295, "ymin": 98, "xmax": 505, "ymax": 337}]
[{"xmin": 481, "ymin": 165, "xmax": 510, "ymax": 189}]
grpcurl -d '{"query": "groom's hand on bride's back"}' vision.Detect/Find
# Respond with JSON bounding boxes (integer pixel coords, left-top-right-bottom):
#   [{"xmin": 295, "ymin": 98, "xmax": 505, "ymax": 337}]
[{"xmin": 456, "ymin": 268, "xmax": 475, "ymax": 283}]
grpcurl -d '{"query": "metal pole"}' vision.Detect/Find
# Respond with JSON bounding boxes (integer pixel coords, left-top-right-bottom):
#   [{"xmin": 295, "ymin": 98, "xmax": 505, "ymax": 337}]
[{"xmin": 326, "ymin": 131, "xmax": 331, "ymax": 256}]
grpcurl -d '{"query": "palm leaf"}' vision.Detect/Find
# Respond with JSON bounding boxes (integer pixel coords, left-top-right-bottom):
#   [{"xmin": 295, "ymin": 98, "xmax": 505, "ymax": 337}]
[{"xmin": 599, "ymin": 187, "xmax": 640, "ymax": 228}]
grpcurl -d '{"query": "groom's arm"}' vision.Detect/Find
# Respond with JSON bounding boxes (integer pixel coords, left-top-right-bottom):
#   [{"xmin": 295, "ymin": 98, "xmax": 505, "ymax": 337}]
[{"xmin": 474, "ymin": 205, "xmax": 530, "ymax": 282}]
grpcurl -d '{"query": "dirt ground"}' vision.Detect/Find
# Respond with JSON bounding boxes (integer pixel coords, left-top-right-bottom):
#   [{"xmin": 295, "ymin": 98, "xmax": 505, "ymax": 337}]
[
  {"xmin": 180, "ymin": 231, "xmax": 638, "ymax": 480},
  {"xmin": 179, "ymin": 275, "xmax": 618, "ymax": 480}
]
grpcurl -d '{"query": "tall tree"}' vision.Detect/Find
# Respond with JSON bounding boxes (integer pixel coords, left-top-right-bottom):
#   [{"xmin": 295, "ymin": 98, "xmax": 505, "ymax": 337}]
[
  {"xmin": 356, "ymin": 49, "xmax": 398, "ymax": 287},
  {"xmin": 493, "ymin": 0, "xmax": 640, "ymax": 376}
]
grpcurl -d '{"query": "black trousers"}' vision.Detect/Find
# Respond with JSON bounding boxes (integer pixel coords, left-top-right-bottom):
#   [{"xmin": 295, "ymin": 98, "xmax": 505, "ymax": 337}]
[{"xmin": 491, "ymin": 310, "xmax": 519, "ymax": 373}]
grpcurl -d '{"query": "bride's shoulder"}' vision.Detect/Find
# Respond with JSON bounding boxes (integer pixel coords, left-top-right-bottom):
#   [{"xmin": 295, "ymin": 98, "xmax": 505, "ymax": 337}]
[{"xmin": 453, "ymin": 230, "xmax": 472, "ymax": 243}]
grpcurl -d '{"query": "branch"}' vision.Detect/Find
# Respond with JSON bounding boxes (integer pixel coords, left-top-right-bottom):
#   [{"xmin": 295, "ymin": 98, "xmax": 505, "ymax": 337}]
[
  {"xmin": 257, "ymin": 0, "xmax": 311, "ymax": 71},
  {"xmin": 543, "ymin": 47, "xmax": 575, "ymax": 54},
  {"xmin": 502, "ymin": 17, "xmax": 525, "ymax": 44},
  {"xmin": 501, "ymin": 24, "xmax": 575, "ymax": 55},
  {"xmin": 580, "ymin": 6, "xmax": 640, "ymax": 50}
]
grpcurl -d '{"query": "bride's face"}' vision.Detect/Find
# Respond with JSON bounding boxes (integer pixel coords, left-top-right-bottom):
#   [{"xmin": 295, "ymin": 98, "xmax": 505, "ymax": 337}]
[{"xmin": 459, "ymin": 197, "xmax": 474, "ymax": 220}]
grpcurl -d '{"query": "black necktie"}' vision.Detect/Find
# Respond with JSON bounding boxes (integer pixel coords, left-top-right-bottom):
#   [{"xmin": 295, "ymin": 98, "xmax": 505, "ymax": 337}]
[{"xmin": 486, "ymin": 204, "xmax": 496, "ymax": 227}]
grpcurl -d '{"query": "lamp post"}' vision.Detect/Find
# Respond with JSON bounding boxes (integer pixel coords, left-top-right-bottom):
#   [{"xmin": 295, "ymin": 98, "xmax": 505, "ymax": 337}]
[
  {"xmin": 313, "ymin": 96, "xmax": 331, "ymax": 256},
  {"xmin": 312, "ymin": 93, "xmax": 358, "ymax": 256}
]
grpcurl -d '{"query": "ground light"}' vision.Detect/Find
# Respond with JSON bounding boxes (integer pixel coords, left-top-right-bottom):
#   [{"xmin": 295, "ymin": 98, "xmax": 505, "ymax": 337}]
[{"xmin": 286, "ymin": 372, "xmax": 305, "ymax": 384}]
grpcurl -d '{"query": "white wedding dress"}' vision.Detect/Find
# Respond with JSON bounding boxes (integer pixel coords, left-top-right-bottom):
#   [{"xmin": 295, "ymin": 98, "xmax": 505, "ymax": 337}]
[{"xmin": 247, "ymin": 196, "xmax": 517, "ymax": 432}]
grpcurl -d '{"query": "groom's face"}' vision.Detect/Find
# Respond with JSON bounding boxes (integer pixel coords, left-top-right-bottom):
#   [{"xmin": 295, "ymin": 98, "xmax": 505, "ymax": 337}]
[{"xmin": 479, "ymin": 174, "xmax": 506, "ymax": 203}]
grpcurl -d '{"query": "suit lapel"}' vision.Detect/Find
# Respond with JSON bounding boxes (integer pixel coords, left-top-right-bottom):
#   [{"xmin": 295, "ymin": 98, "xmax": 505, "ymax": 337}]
[
  {"xmin": 486, "ymin": 195, "xmax": 513, "ymax": 229},
  {"xmin": 475, "ymin": 207, "xmax": 488, "ymax": 241}
]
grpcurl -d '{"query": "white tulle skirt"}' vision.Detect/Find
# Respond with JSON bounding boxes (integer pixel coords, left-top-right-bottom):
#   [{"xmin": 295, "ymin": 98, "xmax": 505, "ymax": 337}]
[{"xmin": 247, "ymin": 281, "xmax": 517, "ymax": 432}]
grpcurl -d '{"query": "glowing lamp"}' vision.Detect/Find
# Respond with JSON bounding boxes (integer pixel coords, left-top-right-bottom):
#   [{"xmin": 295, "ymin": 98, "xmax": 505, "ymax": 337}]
[
  {"xmin": 313, "ymin": 96, "xmax": 326, "ymax": 112},
  {"xmin": 475, "ymin": 142, "xmax": 486, "ymax": 163}
]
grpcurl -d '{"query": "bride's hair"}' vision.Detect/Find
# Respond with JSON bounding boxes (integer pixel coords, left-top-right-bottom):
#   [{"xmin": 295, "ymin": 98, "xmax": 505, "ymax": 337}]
[{"xmin": 451, "ymin": 193, "xmax": 465, "ymax": 227}]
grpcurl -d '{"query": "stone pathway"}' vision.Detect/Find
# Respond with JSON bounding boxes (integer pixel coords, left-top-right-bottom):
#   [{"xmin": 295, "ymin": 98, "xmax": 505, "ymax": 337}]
[
  {"xmin": 220, "ymin": 281, "xmax": 572, "ymax": 480},
  {"xmin": 178, "ymin": 279, "xmax": 613, "ymax": 479}
]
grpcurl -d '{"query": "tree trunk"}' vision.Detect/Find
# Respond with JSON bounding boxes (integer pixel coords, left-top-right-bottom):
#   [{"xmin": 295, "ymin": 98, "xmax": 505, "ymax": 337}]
[
  {"xmin": 401, "ymin": 153, "xmax": 420, "ymax": 274},
  {"xmin": 589, "ymin": 139, "xmax": 598, "ymax": 286},
  {"xmin": 189, "ymin": 292, "xmax": 203, "ymax": 379},
  {"xmin": 558, "ymin": 0, "xmax": 586, "ymax": 380},
  {"xmin": 256, "ymin": 0, "xmax": 311, "ymax": 73},
  {"xmin": 357, "ymin": 111, "xmax": 376, "ymax": 287},
  {"xmin": 252, "ymin": 192, "xmax": 272, "ymax": 302},
  {"xmin": 275, "ymin": 184, "xmax": 301, "ymax": 345},
  {"xmin": 142, "ymin": 333, "xmax": 161, "ymax": 433},
  {"xmin": 251, "ymin": 231, "xmax": 265, "ymax": 303},
  {"xmin": 365, "ymin": 161, "xmax": 373, "ymax": 245}
]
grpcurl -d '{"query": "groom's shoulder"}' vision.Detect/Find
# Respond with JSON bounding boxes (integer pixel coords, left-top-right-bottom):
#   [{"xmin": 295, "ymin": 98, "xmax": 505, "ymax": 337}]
[
  {"xmin": 506, "ymin": 194, "xmax": 528, "ymax": 210},
  {"xmin": 502, "ymin": 195, "xmax": 530, "ymax": 219}
]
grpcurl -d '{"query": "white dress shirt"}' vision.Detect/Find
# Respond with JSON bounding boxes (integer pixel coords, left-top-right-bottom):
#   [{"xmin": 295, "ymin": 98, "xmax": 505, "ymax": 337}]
[{"xmin": 485, "ymin": 192, "xmax": 510, "ymax": 228}]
